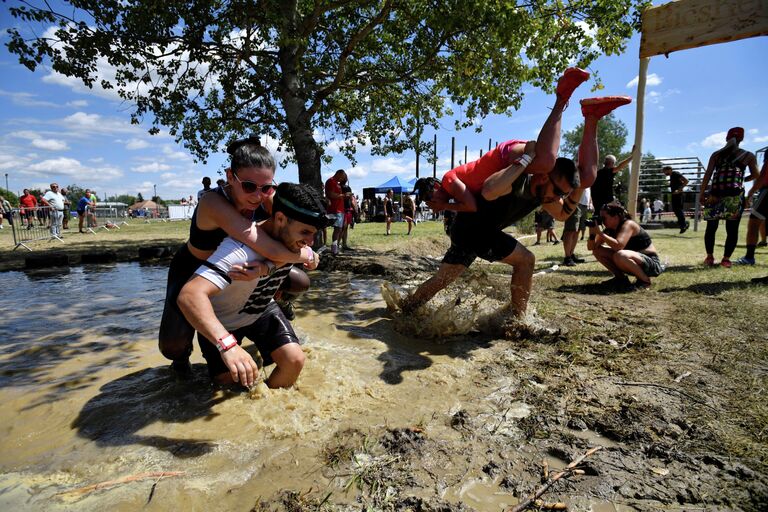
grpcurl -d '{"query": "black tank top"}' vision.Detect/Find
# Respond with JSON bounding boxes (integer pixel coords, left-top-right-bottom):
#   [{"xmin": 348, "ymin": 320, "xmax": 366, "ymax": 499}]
[
  {"xmin": 188, "ymin": 187, "xmax": 267, "ymax": 251},
  {"xmin": 606, "ymin": 222, "xmax": 654, "ymax": 253}
]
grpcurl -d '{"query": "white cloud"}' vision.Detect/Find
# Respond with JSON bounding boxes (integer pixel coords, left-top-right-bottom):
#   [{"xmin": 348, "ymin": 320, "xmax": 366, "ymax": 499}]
[
  {"xmin": 701, "ymin": 132, "xmax": 727, "ymax": 148},
  {"xmin": 31, "ymin": 138, "xmax": 69, "ymax": 151},
  {"xmin": 132, "ymin": 162, "xmax": 172, "ymax": 173},
  {"xmin": 370, "ymin": 157, "xmax": 412, "ymax": 175},
  {"xmin": 347, "ymin": 166, "xmax": 368, "ymax": 178},
  {"xmin": 126, "ymin": 138, "xmax": 150, "ymax": 150},
  {"xmin": 24, "ymin": 157, "xmax": 122, "ymax": 180},
  {"xmin": 0, "ymin": 89, "xmax": 58, "ymax": 108},
  {"xmin": 161, "ymin": 144, "xmax": 192, "ymax": 161},
  {"xmin": 9, "ymin": 130, "xmax": 40, "ymax": 140},
  {"xmin": 66, "ymin": 100, "xmax": 89, "ymax": 108},
  {"xmin": 626, "ymin": 73, "xmax": 663, "ymax": 89},
  {"xmin": 753, "ymin": 135, "xmax": 768, "ymax": 143}
]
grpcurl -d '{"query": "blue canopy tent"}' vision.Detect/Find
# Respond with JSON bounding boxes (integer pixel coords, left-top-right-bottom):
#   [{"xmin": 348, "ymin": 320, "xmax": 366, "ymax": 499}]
[{"xmin": 373, "ymin": 175, "xmax": 413, "ymax": 194}]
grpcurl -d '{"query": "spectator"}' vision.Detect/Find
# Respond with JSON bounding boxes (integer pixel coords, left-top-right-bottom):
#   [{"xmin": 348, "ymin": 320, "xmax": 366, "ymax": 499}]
[
  {"xmin": 77, "ymin": 189, "xmax": 94, "ymax": 233},
  {"xmin": 340, "ymin": 180, "xmax": 356, "ymax": 249},
  {"xmin": 19, "ymin": 189, "xmax": 38, "ymax": 230},
  {"xmin": 562, "ymin": 185, "xmax": 591, "ymax": 265},
  {"xmin": 663, "ymin": 166, "xmax": 690, "ymax": 233},
  {"xmin": 588, "ymin": 202, "xmax": 664, "ymax": 289},
  {"xmin": 641, "ymin": 197, "xmax": 652, "ymax": 223},
  {"xmin": 736, "ymin": 150, "xmax": 768, "ymax": 265},
  {"xmin": 383, "ymin": 189, "xmax": 395, "ymax": 235},
  {"xmin": 198, "ymin": 177, "xmax": 212, "ymax": 200},
  {"xmin": 40, "ymin": 182, "xmax": 66, "ymax": 238},
  {"xmin": 88, "ymin": 190, "xmax": 98, "ymax": 228},
  {"xmin": 590, "ymin": 152, "xmax": 633, "ymax": 217},
  {"xmin": 324, "ymin": 169, "xmax": 347, "ymax": 254},
  {"xmin": 402, "ymin": 193, "xmax": 416, "ymax": 235},
  {"xmin": 699, "ymin": 127, "xmax": 759, "ymax": 267},
  {"xmin": 61, "ymin": 188, "xmax": 71, "ymax": 230},
  {"xmin": 0, "ymin": 195, "xmax": 11, "ymax": 229},
  {"xmin": 652, "ymin": 197, "xmax": 664, "ymax": 221}
]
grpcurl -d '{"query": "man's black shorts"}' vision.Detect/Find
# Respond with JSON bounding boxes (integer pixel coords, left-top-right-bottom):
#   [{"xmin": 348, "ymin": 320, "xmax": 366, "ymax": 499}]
[
  {"xmin": 443, "ymin": 213, "xmax": 519, "ymax": 267},
  {"xmin": 198, "ymin": 301, "xmax": 299, "ymax": 378}
]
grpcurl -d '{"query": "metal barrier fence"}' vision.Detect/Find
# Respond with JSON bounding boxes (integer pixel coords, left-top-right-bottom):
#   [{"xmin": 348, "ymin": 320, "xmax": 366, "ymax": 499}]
[
  {"xmin": 82, "ymin": 205, "xmax": 130, "ymax": 233},
  {"xmin": 9, "ymin": 206, "xmax": 64, "ymax": 251}
]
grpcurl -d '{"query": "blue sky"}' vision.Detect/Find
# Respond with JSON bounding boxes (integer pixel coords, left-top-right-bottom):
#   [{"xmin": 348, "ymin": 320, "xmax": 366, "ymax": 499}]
[{"xmin": 1, "ymin": 6, "xmax": 766, "ymax": 201}]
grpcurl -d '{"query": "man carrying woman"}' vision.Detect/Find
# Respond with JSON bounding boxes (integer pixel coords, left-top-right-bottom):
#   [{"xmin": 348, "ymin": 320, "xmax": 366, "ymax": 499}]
[{"xmin": 159, "ymin": 136, "xmax": 319, "ymax": 377}]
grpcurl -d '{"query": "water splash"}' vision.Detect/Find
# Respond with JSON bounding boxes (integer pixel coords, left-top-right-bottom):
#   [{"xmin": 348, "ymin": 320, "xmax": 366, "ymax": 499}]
[{"xmin": 382, "ymin": 281, "xmax": 561, "ymax": 341}]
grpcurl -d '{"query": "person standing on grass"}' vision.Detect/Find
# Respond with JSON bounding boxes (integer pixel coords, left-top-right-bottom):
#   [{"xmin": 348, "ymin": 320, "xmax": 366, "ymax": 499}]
[
  {"xmin": 19, "ymin": 189, "xmax": 37, "ymax": 229},
  {"xmin": 383, "ymin": 189, "xmax": 395, "ymax": 235},
  {"xmin": 590, "ymin": 152, "xmax": 633, "ymax": 220},
  {"xmin": 699, "ymin": 127, "xmax": 759, "ymax": 268},
  {"xmin": 159, "ymin": 137, "xmax": 318, "ymax": 378},
  {"xmin": 736, "ymin": 150, "xmax": 768, "ymax": 265},
  {"xmin": 40, "ymin": 183, "xmax": 66, "ymax": 238},
  {"xmin": 0, "ymin": 195, "xmax": 11, "ymax": 229},
  {"xmin": 562, "ymin": 186, "xmax": 591, "ymax": 266},
  {"xmin": 324, "ymin": 169, "xmax": 347, "ymax": 254},
  {"xmin": 652, "ymin": 197, "xmax": 664, "ymax": 221},
  {"xmin": 588, "ymin": 202, "xmax": 663, "ymax": 290},
  {"xmin": 76, "ymin": 189, "xmax": 93, "ymax": 233},
  {"xmin": 662, "ymin": 166, "xmax": 690, "ymax": 233},
  {"xmin": 402, "ymin": 193, "xmax": 416, "ymax": 235},
  {"xmin": 61, "ymin": 188, "xmax": 71, "ymax": 230}
]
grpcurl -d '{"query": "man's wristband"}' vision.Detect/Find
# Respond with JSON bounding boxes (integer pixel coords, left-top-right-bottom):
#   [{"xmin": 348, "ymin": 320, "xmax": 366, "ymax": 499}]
[
  {"xmin": 514, "ymin": 154, "xmax": 533, "ymax": 168},
  {"xmin": 216, "ymin": 333, "xmax": 238, "ymax": 352}
]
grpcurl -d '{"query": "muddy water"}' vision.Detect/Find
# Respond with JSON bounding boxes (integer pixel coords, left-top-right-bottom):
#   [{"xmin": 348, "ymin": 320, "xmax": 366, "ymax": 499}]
[{"xmin": 0, "ymin": 263, "xmax": 536, "ymax": 511}]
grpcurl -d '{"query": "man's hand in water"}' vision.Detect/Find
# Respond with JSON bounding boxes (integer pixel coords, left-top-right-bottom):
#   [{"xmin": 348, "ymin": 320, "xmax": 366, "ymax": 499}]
[{"xmin": 221, "ymin": 345, "xmax": 259, "ymax": 388}]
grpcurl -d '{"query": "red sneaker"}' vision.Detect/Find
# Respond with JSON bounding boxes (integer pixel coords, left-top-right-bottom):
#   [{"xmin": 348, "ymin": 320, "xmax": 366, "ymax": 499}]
[
  {"xmin": 556, "ymin": 67, "xmax": 590, "ymax": 102},
  {"xmin": 720, "ymin": 258, "xmax": 732, "ymax": 268},
  {"xmin": 580, "ymin": 96, "xmax": 632, "ymax": 119},
  {"xmin": 703, "ymin": 254, "xmax": 715, "ymax": 267}
]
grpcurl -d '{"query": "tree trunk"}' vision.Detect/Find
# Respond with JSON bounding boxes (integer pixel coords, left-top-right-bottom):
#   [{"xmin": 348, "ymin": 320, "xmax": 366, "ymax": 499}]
[{"xmin": 277, "ymin": 1, "xmax": 323, "ymax": 192}]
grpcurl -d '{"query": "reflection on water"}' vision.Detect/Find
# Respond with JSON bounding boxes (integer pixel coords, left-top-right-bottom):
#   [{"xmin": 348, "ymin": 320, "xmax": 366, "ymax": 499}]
[{"xmin": 0, "ymin": 263, "xmax": 548, "ymax": 511}]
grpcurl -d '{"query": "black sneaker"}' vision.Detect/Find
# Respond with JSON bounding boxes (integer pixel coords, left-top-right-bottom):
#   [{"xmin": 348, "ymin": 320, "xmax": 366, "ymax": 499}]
[
  {"xmin": 170, "ymin": 359, "xmax": 193, "ymax": 380},
  {"xmin": 680, "ymin": 221, "xmax": 689, "ymax": 234},
  {"xmin": 571, "ymin": 255, "xmax": 586, "ymax": 263},
  {"xmin": 601, "ymin": 275, "xmax": 632, "ymax": 290},
  {"xmin": 552, "ymin": 240, "xmax": 560, "ymax": 245},
  {"xmin": 562, "ymin": 256, "xmax": 576, "ymax": 267},
  {"xmin": 758, "ymin": 241, "xmax": 767, "ymax": 247}
]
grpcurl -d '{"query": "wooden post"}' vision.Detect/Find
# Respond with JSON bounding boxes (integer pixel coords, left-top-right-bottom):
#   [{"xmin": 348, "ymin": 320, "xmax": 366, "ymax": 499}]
[
  {"xmin": 628, "ymin": 57, "xmax": 650, "ymax": 220},
  {"xmin": 433, "ymin": 134, "xmax": 437, "ymax": 178},
  {"xmin": 415, "ymin": 146, "xmax": 420, "ymax": 179},
  {"xmin": 488, "ymin": 138, "xmax": 492, "ymax": 151},
  {"xmin": 464, "ymin": 145, "xmax": 467, "ymax": 165},
  {"xmin": 451, "ymin": 137, "xmax": 455, "ymax": 169}
]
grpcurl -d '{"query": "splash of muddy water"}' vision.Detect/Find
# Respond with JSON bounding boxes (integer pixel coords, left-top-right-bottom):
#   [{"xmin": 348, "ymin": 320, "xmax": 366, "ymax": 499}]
[{"xmin": 0, "ymin": 264, "xmax": 543, "ymax": 511}]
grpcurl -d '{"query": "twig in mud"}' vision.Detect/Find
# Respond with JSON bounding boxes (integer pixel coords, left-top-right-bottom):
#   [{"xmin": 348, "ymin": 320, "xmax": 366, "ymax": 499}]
[
  {"xmin": 614, "ymin": 381, "xmax": 718, "ymax": 412},
  {"xmin": 507, "ymin": 446, "xmax": 602, "ymax": 512},
  {"xmin": 56, "ymin": 471, "xmax": 185, "ymax": 499},
  {"xmin": 565, "ymin": 313, "xmax": 601, "ymax": 326}
]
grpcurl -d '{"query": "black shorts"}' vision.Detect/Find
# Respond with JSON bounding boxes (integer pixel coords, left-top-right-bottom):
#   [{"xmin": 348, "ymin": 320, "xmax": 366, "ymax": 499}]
[
  {"xmin": 198, "ymin": 302, "xmax": 299, "ymax": 378},
  {"xmin": 750, "ymin": 188, "xmax": 768, "ymax": 221},
  {"xmin": 443, "ymin": 213, "xmax": 519, "ymax": 267}
]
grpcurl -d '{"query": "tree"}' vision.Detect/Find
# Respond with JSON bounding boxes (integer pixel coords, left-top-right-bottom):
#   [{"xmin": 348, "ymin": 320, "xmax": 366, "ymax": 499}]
[
  {"xmin": 8, "ymin": 0, "xmax": 647, "ymax": 189},
  {"xmin": 137, "ymin": 192, "xmax": 144, "ymax": 202},
  {"xmin": 561, "ymin": 113, "xmax": 628, "ymax": 160},
  {"xmin": 112, "ymin": 194, "xmax": 138, "ymax": 206},
  {"xmin": 0, "ymin": 188, "xmax": 19, "ymax": 206}
]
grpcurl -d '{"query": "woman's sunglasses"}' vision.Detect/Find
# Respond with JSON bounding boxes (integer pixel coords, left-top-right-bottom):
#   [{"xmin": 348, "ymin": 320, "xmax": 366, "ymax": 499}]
[{"xmin": 232, "ymin": 173, "xmax": 275, "ymax": 194}]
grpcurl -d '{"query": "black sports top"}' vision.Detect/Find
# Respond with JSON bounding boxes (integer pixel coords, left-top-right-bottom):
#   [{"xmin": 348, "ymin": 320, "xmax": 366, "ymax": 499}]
[
  {"xmin": 606, "ymin": 222, "xmax": 654, "ymax": 254},
  {"xmin": 188, "ymin": 187, "xmax": 268, "ymax": 251}
]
